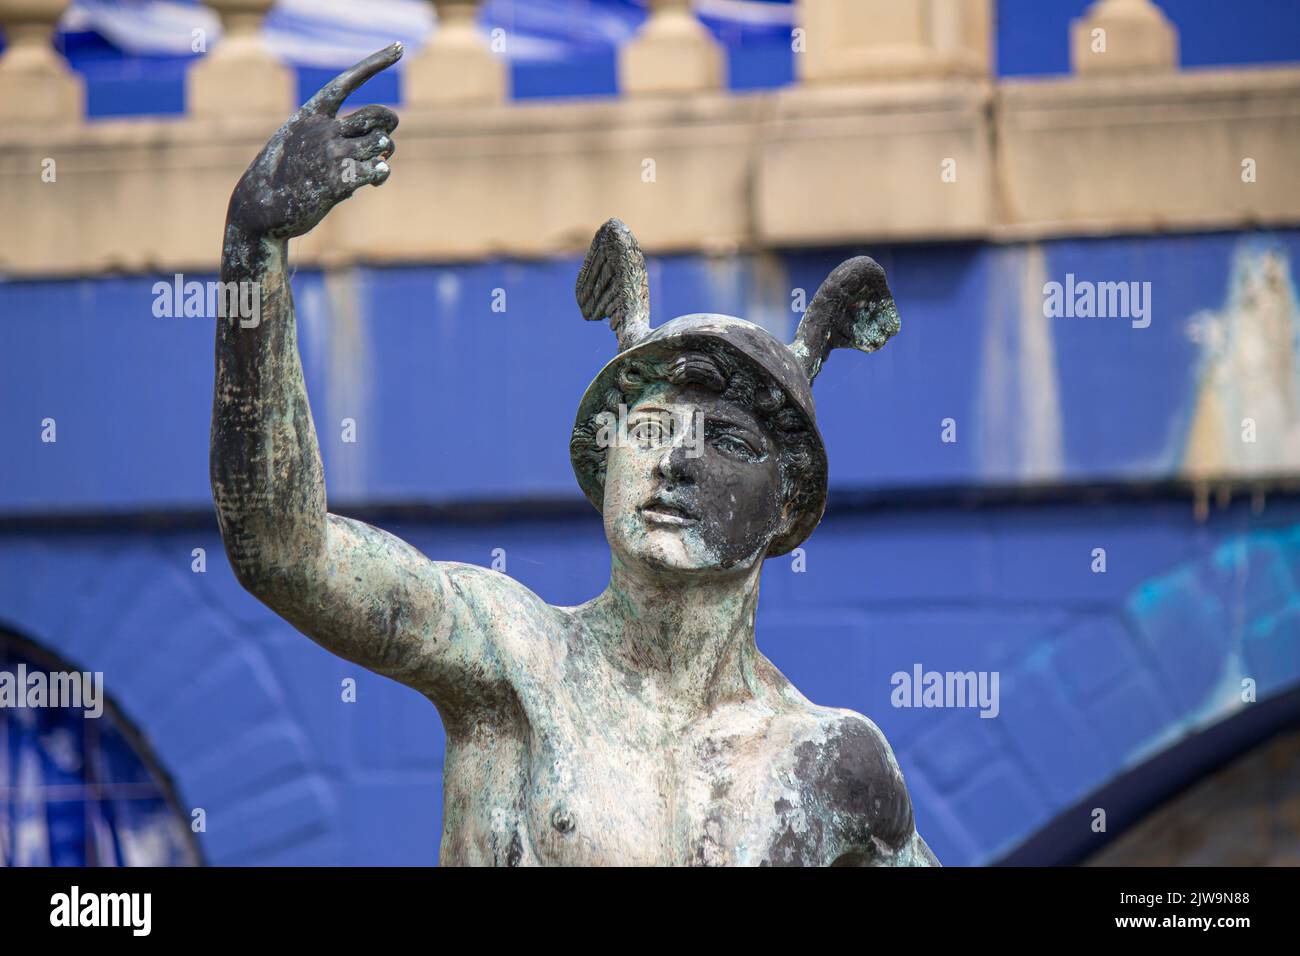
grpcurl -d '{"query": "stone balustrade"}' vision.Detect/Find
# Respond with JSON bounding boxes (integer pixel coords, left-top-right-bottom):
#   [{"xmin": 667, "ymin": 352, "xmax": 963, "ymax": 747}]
[
  {"xmin": 0, "ymin": 0, "xmax": 1297, "ymax": 276},
  {"xmin": 0, "ymin": 0, "xmax": 80, "ymax": 125},
  {"xmin": 187, "ymin": 0, "xmax": 294, "ymax": 119}
]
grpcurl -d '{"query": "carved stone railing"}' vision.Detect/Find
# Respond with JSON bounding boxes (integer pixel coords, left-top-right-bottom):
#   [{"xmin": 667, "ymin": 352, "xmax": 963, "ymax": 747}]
[
  {"xmin": 188, "ymin": 0, "xmax": 294, "ymax": 119},
  {"xmin": 0, "ymin": 0, "xmax": 81, "ymax": 124},
  {"xmin": 0, "ymin": 0, "xmax": 1297, "ymax": 276}
]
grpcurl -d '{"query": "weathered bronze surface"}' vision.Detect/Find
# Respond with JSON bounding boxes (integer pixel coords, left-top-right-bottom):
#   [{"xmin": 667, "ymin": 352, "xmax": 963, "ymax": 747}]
[{"xmin": 211, "ymin": 44, "xmax": 938, "ymax": 867}]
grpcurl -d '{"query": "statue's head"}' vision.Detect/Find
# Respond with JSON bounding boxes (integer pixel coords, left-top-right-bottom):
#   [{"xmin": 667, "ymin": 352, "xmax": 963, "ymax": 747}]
[{"xmin": 569, "ymin": 220, "xmax": 900, "ymax": 577}]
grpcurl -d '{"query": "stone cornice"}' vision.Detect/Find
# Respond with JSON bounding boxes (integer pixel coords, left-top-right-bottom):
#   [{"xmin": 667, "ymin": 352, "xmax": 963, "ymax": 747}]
[{"xmin": 1, "ymin": 66, "xmax": 1297, "ymax": 277}]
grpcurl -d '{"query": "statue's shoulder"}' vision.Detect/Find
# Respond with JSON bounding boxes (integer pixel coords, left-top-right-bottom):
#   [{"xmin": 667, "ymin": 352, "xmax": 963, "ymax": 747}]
[
  {"xmin": 438, "ymin": 562, "xmax": 568, "ymax": 636},
  {"xmin": 786, "ymin": 706, "xmax": 916, "ymax": 855}
]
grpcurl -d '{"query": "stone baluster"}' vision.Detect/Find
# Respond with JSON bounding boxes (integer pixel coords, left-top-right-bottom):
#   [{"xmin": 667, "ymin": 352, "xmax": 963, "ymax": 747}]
[
  {"xmin": 1071, "ymin": 0, "xmax": 1179, "ymax": 75},
  {"xmin": 794, "ymin": 0, "xmax": 992, "ymax": 84},
  {"xmin": 406, "ymin": 1, "xmax": 506, "ymax": 107},
  {"xmin": 189, "ymin": 0, "xmax": 294, "ymax": 118},
  {"xmin": 0, "ymin": 0, "xmax": 81, "ymax": 124},
  {"xmin": 619, "ymin": 0, "xmax": 723, "ymax": 96}
]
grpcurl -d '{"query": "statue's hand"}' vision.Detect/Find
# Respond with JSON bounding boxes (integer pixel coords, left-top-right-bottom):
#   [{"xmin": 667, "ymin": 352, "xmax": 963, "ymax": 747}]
[{"xmin": 229, "ymin": 43, "xmax": 403, "ymax": 240}]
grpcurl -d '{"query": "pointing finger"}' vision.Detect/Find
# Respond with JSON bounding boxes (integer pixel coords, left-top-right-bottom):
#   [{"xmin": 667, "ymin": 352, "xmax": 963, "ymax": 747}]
[{"xmin": 302, "ymin": 42, "xmax": 404, "ymax": 118}]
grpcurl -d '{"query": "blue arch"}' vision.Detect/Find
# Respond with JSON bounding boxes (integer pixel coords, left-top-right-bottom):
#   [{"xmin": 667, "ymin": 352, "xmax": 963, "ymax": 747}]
[{"xmin": 0, "ymin": 625, "xmax": 201, "ymax": 866}]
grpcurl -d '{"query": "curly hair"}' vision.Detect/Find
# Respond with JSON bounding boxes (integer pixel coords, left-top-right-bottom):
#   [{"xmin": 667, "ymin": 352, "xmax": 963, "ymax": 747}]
[{"xmin": 570, "ymin": 340, "xmax": 822, "ymax": 540}]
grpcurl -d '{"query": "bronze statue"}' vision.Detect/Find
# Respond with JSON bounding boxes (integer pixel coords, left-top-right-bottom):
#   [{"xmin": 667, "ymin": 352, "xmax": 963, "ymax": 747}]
[{"xmin": 211, "ymin": 44, "xmax": 938, "ymax": 867}]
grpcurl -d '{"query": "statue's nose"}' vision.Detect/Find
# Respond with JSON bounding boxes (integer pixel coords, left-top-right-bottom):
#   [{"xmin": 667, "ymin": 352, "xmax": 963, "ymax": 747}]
[{"xmin": 657, "ymin": 442, "xmax": 696, "ymax": 484}]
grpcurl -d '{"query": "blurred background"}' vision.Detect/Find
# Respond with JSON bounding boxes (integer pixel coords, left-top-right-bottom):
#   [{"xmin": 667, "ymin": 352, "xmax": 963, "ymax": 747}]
[{"xmin": 1, "ymin": 0, "xmax": 1299, "ymax": 867}]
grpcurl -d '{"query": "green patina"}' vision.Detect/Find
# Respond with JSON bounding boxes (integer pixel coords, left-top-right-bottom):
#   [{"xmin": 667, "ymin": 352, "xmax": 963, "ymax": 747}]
[{"xmin": 210, "ymin": 45, "xmax": 937, "ymax": 867}]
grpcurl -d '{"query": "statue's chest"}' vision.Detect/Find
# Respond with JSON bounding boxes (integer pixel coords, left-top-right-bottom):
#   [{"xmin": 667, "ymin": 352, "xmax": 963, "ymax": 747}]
[
  {"xmin": 517, "ymin": 700, "xmax": 837, "ymax": 867},
  {"xmin": 522, "ymin": 722, "xmax": 675, "ymax": 866},
  {"xmin": 467, "ymin": 632, "xmax": 892, "ymax": 866}
]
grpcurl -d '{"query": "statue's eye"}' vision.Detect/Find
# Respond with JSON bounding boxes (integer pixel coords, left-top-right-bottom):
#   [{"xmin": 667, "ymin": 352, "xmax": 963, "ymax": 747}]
[
  {"xmin": 629, "ymin": 416, "xmax": 671, "ymax": 449},
  {"xmin": 709, "ymin": 429, "xmax": 763, "ymax": 462}
]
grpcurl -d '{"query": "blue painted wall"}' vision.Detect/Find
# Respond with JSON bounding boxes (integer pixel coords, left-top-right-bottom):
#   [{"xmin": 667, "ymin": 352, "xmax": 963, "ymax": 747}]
[
  {"xmin": 997, "ymin": 0, "xmax": 1300, "ymax": 76},
  {"xmin": 5, "ymin": 227, "xmax": 1300, "ymax": 863},
  {"xmin": 6, "ymin": 231, "xmax": 1300, "ymax": 512},
  {"xmin": 2, "ymin": 497, "xmax": 1297, "ymax": 865}
]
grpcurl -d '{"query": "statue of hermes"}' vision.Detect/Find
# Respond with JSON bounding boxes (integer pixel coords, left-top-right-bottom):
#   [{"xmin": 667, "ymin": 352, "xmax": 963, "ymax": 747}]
[{"xmin": 211, "ymin": 44, "xmax": 938, "ymax": 867}]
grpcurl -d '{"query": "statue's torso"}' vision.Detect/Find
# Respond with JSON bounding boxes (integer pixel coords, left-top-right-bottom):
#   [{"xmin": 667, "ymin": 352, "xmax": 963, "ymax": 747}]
[{"xmin": 435, "ymin": 601, "xmax": 917, "ymax": 867}]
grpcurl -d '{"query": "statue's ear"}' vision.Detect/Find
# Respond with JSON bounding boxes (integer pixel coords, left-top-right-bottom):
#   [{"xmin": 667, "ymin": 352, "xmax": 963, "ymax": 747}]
[
  {"xmin": 789, "ymin": 257, "xmax": 900, "ymax": 383},
  {"xmin": 775, "ymin": 501, "xmax": 799, "ymax": 547},
  {"xmin": 576, "ymin": 218, "xmax": 651, "ymax": 352}
]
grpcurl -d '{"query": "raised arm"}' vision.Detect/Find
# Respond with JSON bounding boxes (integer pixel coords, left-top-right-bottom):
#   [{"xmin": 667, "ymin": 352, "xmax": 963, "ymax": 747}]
[{"xmin": 210, "ymin": 45, "xmax": 511, "ymax": 711}]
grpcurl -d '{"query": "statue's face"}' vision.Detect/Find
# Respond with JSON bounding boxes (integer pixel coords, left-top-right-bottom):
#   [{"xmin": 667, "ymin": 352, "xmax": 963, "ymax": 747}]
[{"xmin": 603, "ymin": 381, "xmax": 786, "ymax": 576}]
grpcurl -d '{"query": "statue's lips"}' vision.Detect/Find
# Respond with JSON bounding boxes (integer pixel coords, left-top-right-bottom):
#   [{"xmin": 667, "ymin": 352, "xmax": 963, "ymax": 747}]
[{"xmin": 639, "ymin": 499, "xmax": 698, "ymax": 527}]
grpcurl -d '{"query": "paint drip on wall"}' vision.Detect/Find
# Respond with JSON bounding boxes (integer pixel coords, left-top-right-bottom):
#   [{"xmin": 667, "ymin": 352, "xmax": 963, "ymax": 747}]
[
  {"xmin": 1183, "ymin": 242, "xmax": 1300, "ymax": 478},
  {"xmin": 977, "ymin": 243, "xmax": 1065, "ymax": 481}
]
